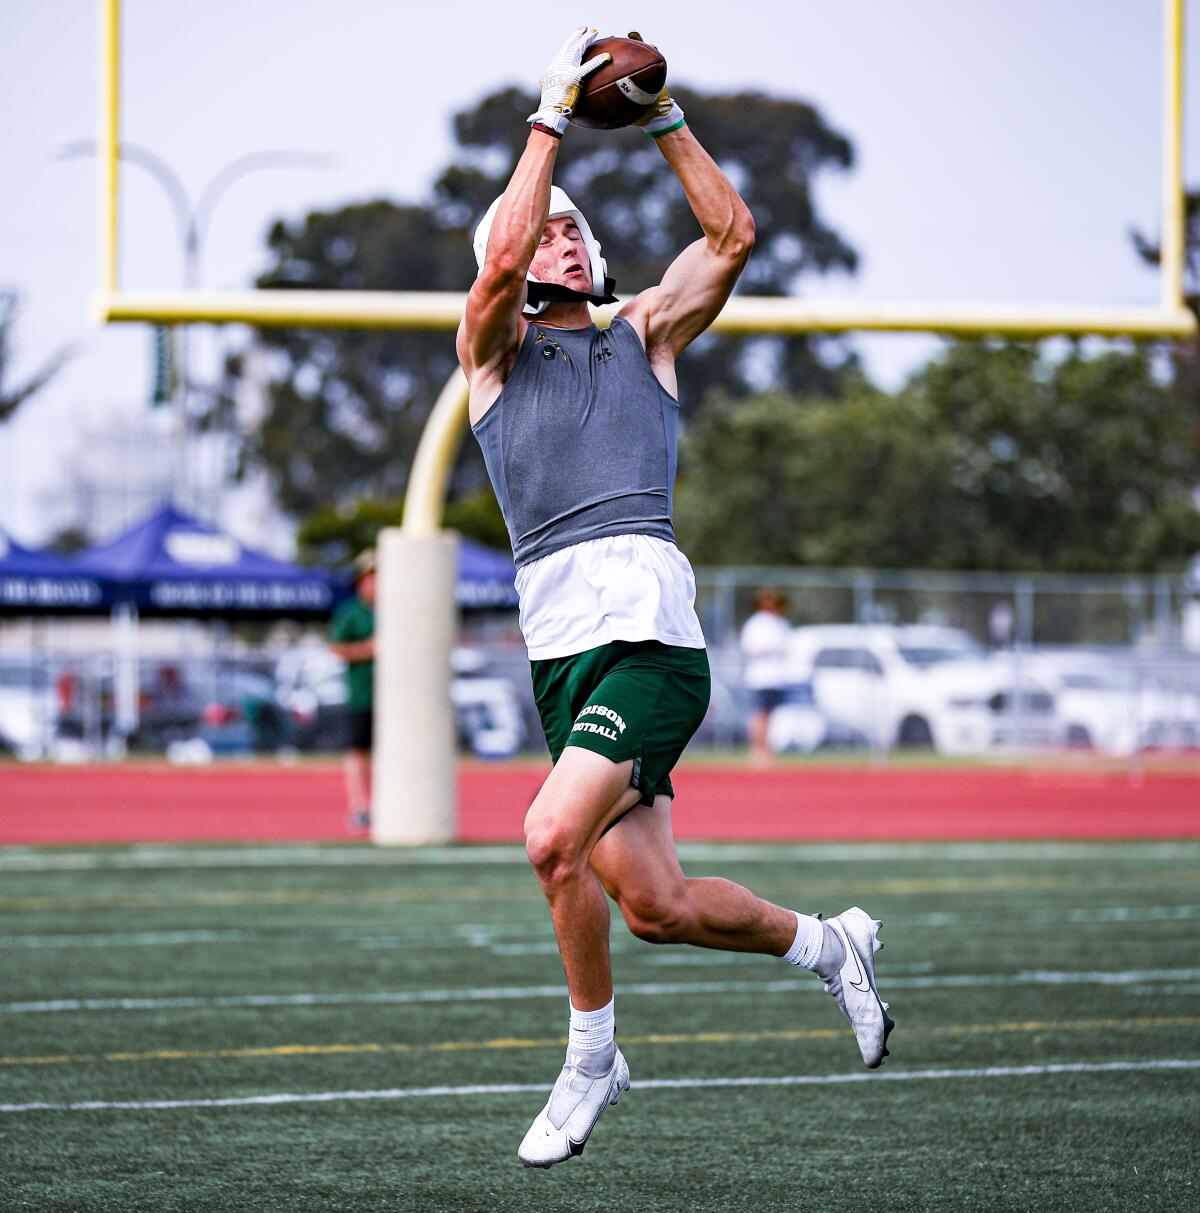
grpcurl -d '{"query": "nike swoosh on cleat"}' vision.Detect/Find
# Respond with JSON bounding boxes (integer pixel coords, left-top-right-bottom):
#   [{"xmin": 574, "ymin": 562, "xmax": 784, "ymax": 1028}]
[{"xmin": 843, "ymin": 932, "xmax": 872, "ymax": 994}]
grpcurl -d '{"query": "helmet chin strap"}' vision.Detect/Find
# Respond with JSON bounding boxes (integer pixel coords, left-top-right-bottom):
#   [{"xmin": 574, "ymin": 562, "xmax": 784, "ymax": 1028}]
[{"xmin": 526, "ymin": 276, "xmax": 618, "ymax": 311}]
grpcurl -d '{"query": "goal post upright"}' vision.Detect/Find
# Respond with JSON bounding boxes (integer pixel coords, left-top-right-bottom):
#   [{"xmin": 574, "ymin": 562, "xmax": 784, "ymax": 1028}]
[
  {"xmin": 1163, "ymin": 0, "xmax": 1188, "ymax": 312},
  {"xmin": 91, "ymin": 0, "xmax": 1196, "ymax": 845},
  {"xmin": 99, "ymin": 0, "xmax": 119, "ymax": 299}
]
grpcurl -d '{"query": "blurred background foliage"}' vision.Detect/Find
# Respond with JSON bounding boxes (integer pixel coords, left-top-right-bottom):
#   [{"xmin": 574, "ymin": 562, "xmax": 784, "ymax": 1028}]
[{"xmin": 675, "ymin": 343, "xmax": 1200, "ymax": 573}]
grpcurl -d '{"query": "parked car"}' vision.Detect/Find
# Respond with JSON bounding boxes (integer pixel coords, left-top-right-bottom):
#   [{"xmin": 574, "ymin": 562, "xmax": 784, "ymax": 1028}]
[
  {"xmin": 274, "ymin": 641, "xmax": 351, "ymax": 751},
  {"xmin": 764, "ymin": 680, "xmax": 871, "ymax": 753},
  {"xmin": 1038, "ymin": 648, "xmax": 1200, "ymax": 754},
  {"xmin": 783, "ymin": 624, "xmax": 1062, "ymax": 753},
  {"xmin": 450, "ymin": 675, "xmax": 526, "ymax": 758},
  {"xmin": 0, "ymin": 659, "xmax": 58, "ymax": 760},
  {"xmin": 195, "ymin": 668, "xmax": 291, "ymax": 754},
  {"xmin": 55, "ymin": 660, "xmax": 289, "ymax": 756}
]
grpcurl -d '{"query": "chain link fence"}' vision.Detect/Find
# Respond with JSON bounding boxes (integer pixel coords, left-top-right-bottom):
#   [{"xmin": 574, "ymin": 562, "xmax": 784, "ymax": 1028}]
[
  {"xmin": 1, "ymin": 566, "xmax": 1198, "ymax": 764},
  {"xmin": 693, "ymin": 567, "xmax": 1200, "ymax": 756}
]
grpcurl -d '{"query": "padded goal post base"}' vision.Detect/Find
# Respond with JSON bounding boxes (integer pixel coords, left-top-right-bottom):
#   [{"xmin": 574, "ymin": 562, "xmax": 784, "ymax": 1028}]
[{"xmin": 371, "ymin": 528, "xmax": 459, "ymax": 844}]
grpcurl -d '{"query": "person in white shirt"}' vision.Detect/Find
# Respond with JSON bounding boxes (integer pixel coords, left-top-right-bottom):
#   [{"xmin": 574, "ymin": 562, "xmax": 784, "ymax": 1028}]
[{"xmin": 739, "ymin": 587, "xmax": 793, "ymax": 766}]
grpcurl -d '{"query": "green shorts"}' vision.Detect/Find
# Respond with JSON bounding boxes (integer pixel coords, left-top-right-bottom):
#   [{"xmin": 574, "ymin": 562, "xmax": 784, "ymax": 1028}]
[{"xmin": 530, "ymin": 639, "xmax": 711, "ymax": 807}]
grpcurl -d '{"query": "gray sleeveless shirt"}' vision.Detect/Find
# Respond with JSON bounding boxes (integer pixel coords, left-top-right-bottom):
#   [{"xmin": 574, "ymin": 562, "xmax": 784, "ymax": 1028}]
[{"xmin": 470, "ymin": 317, "xmax": 679, "ymax": 568}]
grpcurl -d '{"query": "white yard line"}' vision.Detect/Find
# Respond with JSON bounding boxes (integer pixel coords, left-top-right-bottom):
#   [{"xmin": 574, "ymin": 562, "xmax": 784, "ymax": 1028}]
[
  {"xmin": 6, "ymin": 968, "xmax": 1200, "ymax": 1015},
  {"xmin": 2, "ymin": 1059, "xmax": 1196, "ymax": 1114},
  {"xmin": 4, "ymin": 904, "xmax": 1195, "ymax": 953},
  {"xmin": 0, "ymin": 930, "xmax": 253, "ymax": 950},
  {"xmin": 0, "ymin": 923, "xmax": 536, "ymax": 951},
  {"xmin": 2, "ymin": 840, "xmax": 1197, "ymax": 872}
]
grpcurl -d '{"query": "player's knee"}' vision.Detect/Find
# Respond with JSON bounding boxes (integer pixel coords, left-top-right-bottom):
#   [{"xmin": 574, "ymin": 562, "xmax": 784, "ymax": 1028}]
[
  {"xmin": 621, "ymin": 888, "xmax": 692, "ymax": 945},
  {"xmin": 524, "ymin": 823, "xmax": 583, "ymax": 889}
]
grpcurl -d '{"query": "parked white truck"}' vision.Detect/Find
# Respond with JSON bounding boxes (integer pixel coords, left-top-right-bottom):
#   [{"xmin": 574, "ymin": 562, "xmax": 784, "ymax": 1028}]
[{"xmin": 775, "ymin": 624, "xmax": 1061, "ymax": 754}]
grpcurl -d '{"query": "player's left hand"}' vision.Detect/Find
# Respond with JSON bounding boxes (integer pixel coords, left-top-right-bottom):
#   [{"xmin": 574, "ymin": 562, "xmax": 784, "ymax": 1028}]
[
  {"xmin": 628, "ymin": 32, "xmax": 686, "ymax": 137},
  {"xmin": 528, "ymin": 26, "xmax": 612, "ymax": 136}
]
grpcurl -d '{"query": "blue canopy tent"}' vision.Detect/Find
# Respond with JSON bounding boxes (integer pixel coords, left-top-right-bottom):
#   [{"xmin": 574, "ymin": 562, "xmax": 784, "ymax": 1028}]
[
  {"xmin": 67, "ymin": 507, "xmax": 344, "ymax": 738},
  {"xmin": 67, "ymin": 507, "xmax": 515, "ymax": 717},
  {"xmin": 2, "ymin": 509, "xmax": 516, "ymax": 748},
  {"xmin": 65, "ymin": 506, "xmax": 516, "ymax": 614},
  {"xmin": 73, "ymin": 506, "xmax": 339, "ymax": 618},
  {"xmin": 456, "ymin": 538, "xmax": 518, "ymax": 610},
  {"xmin": 0, "ymin": 528, "xmax": 108, "ymax": 613}
]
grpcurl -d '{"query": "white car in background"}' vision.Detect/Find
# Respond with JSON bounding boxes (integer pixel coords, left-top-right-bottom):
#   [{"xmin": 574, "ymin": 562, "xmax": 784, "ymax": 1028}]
[
  {"xmin": 0, "ymin": 660, "xmax": 58, "ymax": 760},
  {"xmin": 1039, "ymin": 649, "xmax": 1200, "ymax": 755},
  {"xmin": 764, "ymin": 679, "xmax": 832, "ymax": 754},
  {"xmin": 448, "ymin": 674, "xmax": 526, "ymax": 759},
  {"xmin": 782, "ymin": 624, "xmax": 1062, "ymax": 754}
]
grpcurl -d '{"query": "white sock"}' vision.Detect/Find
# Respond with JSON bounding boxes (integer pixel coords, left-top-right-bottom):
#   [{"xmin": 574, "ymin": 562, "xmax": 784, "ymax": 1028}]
[
  {"xmin": 782, "ymin": 912, "xmax": 829, "ymax": 970},
  {"xmin": 568, "ymin": 997, "xmax": 615, "ymax": 1070}
]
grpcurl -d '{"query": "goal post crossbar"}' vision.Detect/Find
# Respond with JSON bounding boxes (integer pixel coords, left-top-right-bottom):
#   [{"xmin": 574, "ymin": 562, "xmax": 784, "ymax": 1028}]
[
  {"xmin": 91, "ymin": 289, "xmax": 1198, "ymax": 339},
  {"xmin": 96, "ymin": 0, "xmax": 1193, "ymax": 343}
]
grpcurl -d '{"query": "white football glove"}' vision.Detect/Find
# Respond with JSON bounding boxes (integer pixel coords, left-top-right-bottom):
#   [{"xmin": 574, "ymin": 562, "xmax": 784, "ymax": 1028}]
[
  {"xmin": 527, "ymin": 26, "xmax": 611, "ymax": 136},
  {"xmin": 628, "ymin": 31, "xmax": 686, "ymax": 137}
]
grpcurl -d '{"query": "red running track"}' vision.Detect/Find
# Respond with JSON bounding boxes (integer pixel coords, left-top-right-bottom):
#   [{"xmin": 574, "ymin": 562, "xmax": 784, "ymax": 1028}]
[{"xmin": 0, "ymin": 761, "xmax": 1197, "ymax": 845}]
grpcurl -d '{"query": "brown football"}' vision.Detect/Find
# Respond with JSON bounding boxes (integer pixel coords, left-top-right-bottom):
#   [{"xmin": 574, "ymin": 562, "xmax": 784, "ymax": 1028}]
[{"xmin": 572, "ymin": 36, "xmax": 668, "ymax": 130}]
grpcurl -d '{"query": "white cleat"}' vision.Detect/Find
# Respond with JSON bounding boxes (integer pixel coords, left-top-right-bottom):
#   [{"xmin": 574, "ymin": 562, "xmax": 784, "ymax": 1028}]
[
  {"xmin": 517, "ymin": 1047, "xmax": 630, "ymax": 1168},
  {"xmin": 822, "ymin": 907, "xmax": 895, "ymax": 1069}
]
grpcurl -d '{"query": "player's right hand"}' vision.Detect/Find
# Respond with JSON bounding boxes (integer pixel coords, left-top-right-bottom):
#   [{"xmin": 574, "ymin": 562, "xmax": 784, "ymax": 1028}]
[
  {"xmin": 628, "ymin": 31, "xmax": 686, "ymax": 137},
  {"xmin": 527, "ymin": 26, "xmax": 611, "ymax": 136}
]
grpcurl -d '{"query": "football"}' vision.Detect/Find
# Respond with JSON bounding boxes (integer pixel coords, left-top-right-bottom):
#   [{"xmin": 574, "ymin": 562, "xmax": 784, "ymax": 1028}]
[{"xmin": 572, "ymin": 36, "xmax": 668, "ymax": 130}]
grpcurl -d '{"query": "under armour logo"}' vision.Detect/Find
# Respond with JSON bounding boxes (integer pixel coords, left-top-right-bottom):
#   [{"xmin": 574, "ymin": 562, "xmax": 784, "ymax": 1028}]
[{"xmin": 594, "ymin": 346, "xmax": 614, "ymax": 363}]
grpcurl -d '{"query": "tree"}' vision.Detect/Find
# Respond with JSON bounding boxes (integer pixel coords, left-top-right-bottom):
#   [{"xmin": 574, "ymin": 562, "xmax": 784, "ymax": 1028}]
[
  {"xmin": 675, "ymin": 383, "xmax": 960, "ymax": 569},
  {"xmin": 223, "ymin": 203, "xmax": 474, "ymax": 518},
  {"xmin": 675, "ymin": 342, "xmax": 1200, "ymax": 573},
  {"xmin": 0, "ymin": 291, "xmax": 68, "ymax": 423},
  {"xmin": 228, "ymin": 85, "xmax": 859, "ymax": 522}
]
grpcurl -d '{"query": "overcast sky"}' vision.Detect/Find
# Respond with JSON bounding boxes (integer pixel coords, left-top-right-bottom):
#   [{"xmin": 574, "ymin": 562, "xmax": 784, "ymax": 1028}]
[{"xmin": 1, "ymin": 0, "xmax": 1196, "ymax": 544}]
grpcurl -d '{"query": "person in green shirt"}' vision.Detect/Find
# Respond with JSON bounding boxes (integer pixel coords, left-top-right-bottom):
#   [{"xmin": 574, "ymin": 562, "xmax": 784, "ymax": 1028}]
[{"xmin": 329, "ymin": 550, "xmax": 377, "ymax": 832}]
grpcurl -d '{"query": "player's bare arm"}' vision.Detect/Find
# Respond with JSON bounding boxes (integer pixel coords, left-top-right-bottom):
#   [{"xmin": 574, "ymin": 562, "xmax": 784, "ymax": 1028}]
[
  {"xmin": 457, "ymin": 27, "xmax": 611, "ymax": 425},
  {"xmin": 329, "ymin": 639, "xmax": 374, "ymax": 663},
  {"xmin": 619, "ymin": 65, "xmax": 755, "ymax": 393},
  {"xmin": 456, "ymin": 131, "xmax": 558, "ymax": 421}
]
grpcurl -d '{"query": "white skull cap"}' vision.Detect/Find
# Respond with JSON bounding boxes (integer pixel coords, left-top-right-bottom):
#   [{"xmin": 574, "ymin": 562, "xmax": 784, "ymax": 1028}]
[{"xmin": 472, "ymin": 186, "xmax": 610, "ymax": 316}]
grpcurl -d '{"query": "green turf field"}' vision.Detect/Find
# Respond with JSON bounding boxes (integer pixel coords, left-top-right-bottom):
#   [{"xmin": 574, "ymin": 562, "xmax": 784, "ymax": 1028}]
[{"xmin": 1, "ymin": 840, "xmax": 1197, "ymax": 1212}]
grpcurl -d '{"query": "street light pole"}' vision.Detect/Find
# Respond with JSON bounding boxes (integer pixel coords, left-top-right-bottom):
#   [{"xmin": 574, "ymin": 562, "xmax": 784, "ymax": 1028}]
[
  {"xmin": 191, "ymin": 150, "xmax": 334, "ymax": 289},
  {"xmin": 55, "ymin": 141, "xmax": 333, "ymax": 512},
  {"xmin": 57, "ymin": 138, "xmax": 333, "ymax": 286}
]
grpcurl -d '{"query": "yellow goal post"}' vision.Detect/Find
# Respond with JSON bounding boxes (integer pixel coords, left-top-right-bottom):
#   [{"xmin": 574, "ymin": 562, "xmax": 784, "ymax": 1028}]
[{"xmin": 91, "ymin": 0, "xmax": 1196, "ymax": 843}]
